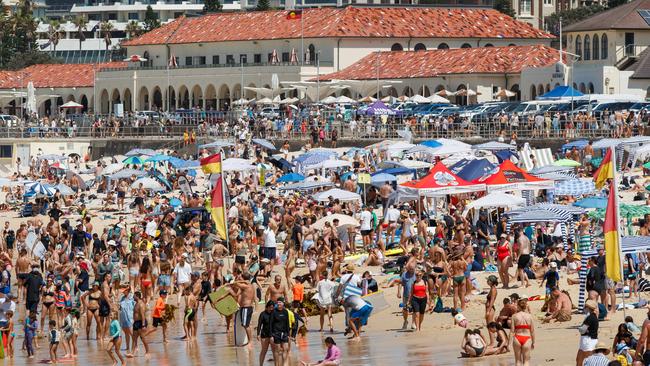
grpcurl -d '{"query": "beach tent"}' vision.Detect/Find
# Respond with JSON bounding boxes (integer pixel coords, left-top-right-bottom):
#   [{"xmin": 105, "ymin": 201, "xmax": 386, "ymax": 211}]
[
  {"xmin": 474, "ymin": 160, "xmax": 553, "ymax": 192},
  {"xmin": 519, "ymin": 147, "xmax": 555, "ymax": 171},
  {"xmin": 312, "ymin": 188, "xmax": 361, "ymax": 202},
  {"xmin": 537, "ymin": 85, "xmax": 583, "ymax": 99},
  {"xmin": 453, "ymin": 159, "xmax": 497, "ymax": 182},
  {"xmin": 401, "ymin": 161, "xmax": 485, "ymax": 196},
  {"xmin": 553, "ymin": 178, "xmax": 595, "ymax": 196},
  {"xmin": 562, "ymin": 140, "xmax": 589, "ymax": 152},
  {"xmin": 361, "ymin": 101, "xmax": 398, "ymax": 116},
  {"xmin": 462, "ymin": 192, "xmax": 525, "ymax": 215}
]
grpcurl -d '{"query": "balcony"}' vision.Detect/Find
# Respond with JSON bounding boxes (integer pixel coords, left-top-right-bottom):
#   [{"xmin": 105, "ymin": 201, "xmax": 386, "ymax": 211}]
[{"xmin": 101, "ymin": 60, "xmax": 334, "ymax": 72}]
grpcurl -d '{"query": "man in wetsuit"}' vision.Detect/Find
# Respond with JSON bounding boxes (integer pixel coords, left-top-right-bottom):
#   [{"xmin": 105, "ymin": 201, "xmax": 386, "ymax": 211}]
[
  {"xmin": 257, "ymin": 300, "xmax": 275, "ymax": 366},
  {"xmin": 270, "ymin": 300, "xmax": 291, "ymax": 366}
]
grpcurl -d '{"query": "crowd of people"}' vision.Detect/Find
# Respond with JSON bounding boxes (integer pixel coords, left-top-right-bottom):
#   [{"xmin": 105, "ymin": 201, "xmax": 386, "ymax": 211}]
[{"xmin": 0, "ymin": 126, "xmax": 647, "ymax": 365}]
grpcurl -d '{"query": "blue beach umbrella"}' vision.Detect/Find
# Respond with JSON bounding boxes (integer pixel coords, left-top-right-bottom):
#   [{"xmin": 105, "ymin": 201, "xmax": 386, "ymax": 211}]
[
  {"xmin": 278, "ymin": 173, "xmax": 305, "ymax": 183},
  {"xmin": 421, "ymin": 140, "xmax": 442, "ymax": 148},
  {"xmin": 574, "ymin": 197, "xmax": 607, "ymax": 209},
  {"xmin": 123, "ymin": 156, "xmax": 144, "ymax": 165}
]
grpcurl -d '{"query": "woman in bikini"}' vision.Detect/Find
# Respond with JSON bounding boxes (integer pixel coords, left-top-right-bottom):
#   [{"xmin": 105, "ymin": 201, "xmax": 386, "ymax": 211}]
[
  {"xmin": 427, "ymin": 248, "xmax": 449, "ymax": 299},
  {"xmin": 485, "ymin": 275, "xmax": 498, "ymax": 325},
  {"xmin": 486, "ymin": 322, "xmax": 509, "ymax": 355},
  {"xmin": 127, "ymin": 252, "xmax": 140, "ymax": 292},
  {"xmin": 495, "ymin": 235, "xmax": 512, "ymax": 289},
  {"xmin": 40, "ymin": 276, "xmax": 57, "ymax": 337},
  {"xmin": 511, "ymin": 299, "xmax": 535, "ymax": 366},
  {"xmin": 139, "ymin": 256, "xmax": 153, "ymax": 305},
  {"xmin": 99, "ymin": 275, "xmax": 113, "ymax": 344},
  {"xmin": 82, "ymin": 282, "xmax": 102, "ymax": 340},
  {"xmin": 330, "ymin": 239, "xmax": 344, "ymax": 279},
  {"xmin": 449, "ymin": 252, "xmax": 468, "ymax": 311},
  {"xmin": 315, "ymin": 239, "xmax": 331, "ymax": 282}
]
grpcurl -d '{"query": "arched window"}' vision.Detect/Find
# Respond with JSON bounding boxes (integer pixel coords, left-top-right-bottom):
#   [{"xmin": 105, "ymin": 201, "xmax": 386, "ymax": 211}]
[
  {"xmin": 508, "ymin": 43, "xmax": 516, "ymax": 46},
  {"xmin": 391, "ymin": 43, "xmax": 403, "ymax": 51},
  {"xmin": 583, "ymin": 35, "xmax": 590, "ymax": 60},
  {"xmin": 592, "ymin": 34, "xmax": 599, "ymax": 60},
  {"xmin": 414, "ymin": 43, "xmax": 426, "ymax": 51},
  {"xmin": 484, "ymin": 43, "xmax": 494, "ymax": 47},
  {"xmin": 308, "ymin": 44, "xmax": 315, "ymax": 64},
  {"xmin": 575, "ymin": 35, "xmax": 582, "ymax": 59},
  {"xmin": 601, "ymin": 33, "xmax": 608, "ymax": 59},
  {"xmin": 461, "ymin": 43, "xmax": 472, "ymax": 49},
  {"xmin": 530, "ymin": 85, "xmax": 537, "ymax": 100},
  {"xmin": 588, "ymin": 82, "xmax": 594, "ymax": 94},
  {"xmin": 437, "ymin": 43, "xmax": 449, "ymax": 50}
]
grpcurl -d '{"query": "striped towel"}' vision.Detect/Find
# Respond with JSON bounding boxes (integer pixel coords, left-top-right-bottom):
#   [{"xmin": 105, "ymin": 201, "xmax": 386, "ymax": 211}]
[{"xmin": 343, "ymin": 284, "xmax": 362, "ymax": 299}]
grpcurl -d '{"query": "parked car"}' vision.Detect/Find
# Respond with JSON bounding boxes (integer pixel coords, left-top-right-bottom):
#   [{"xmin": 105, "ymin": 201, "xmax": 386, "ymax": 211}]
[
  {"xmin": 0, "ymin": 114, "xmax": 19, "ymax": 127},
  {"xmin": 259, "ymin": 107, "xmax": 280, "ymax": 119}
]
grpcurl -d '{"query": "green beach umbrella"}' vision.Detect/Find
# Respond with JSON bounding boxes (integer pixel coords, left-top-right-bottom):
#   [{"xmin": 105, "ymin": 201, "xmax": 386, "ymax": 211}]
[
  {"xmin": 643, "ymin": 161, "xmax": 650, "ymax": 169},
  {"xmin": 553, "ymin": 159, "xmax": 581, "ymax": 167},
  {"xmin": 123, "ymin": 156, "xmax": 144, "ymax": 165}
]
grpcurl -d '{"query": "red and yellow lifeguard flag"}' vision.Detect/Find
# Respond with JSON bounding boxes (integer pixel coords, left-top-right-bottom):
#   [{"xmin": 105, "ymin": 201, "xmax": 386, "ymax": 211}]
[
  {"xmin": 604, "ymin": 179, "xmax": 621, "ymax": 282},
  {"xmin": 211, "ymin": 177, "xmax": 227, "ymax": 240},
  {"xmin": 593, "ymin": 147, "xmax": 614, "ymax": 189},
  {"xmin": 201, "ymin": 153, "xmax": 222, "ymax": 174},
  {"xmin": 286, "ymin": 9, "xmax": 302, "ymax": 20}
]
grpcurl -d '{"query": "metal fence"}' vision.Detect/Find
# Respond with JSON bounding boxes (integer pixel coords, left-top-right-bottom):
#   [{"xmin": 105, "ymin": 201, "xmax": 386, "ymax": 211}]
[{"xmin": 1, "ymin": 115, "xmax": 643, "ymax": 141}]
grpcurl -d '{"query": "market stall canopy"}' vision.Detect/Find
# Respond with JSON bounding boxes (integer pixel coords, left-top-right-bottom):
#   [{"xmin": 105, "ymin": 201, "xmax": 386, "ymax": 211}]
[
  {"xmin": 450, "ymin": 158, "xmax": 497, "ymax": 182},
  {"xmin": 474, "ymin": 160, "xmax": 553, "ymax": 192},
  {"xmin": 401, "ymin": 161, "xmax": 485, "ymax": 196},
  {"xmin": 361, "ymin": 100, "xmax": 399, "ymax": 116},
  {"xmin": 60, "ymin": 101, "xmax": 83, "ymax": 109},
  {"xmin": 312, "ymin": 188, "xmax": 361, "ymax": 202},
  {"xmin": 462, "ymin": 192, "xmax": 525, "ymax": 215},
  {"xmin": 537, "ymin": 85, "xmax": 583, "ymax": 99}
]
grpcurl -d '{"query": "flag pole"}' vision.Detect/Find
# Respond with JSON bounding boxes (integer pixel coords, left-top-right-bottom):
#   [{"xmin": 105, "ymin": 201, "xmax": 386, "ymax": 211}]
[
  {"xmin": 300, "ymin": 0, "xmax": 304, "ymax": 66},
  {"xmin": 219, "ymin": 150, "xmax": 230, "ymax": 253},
  {"xmin": 610, "ymin": 147, "xmax": 626, "ymax": 316}
]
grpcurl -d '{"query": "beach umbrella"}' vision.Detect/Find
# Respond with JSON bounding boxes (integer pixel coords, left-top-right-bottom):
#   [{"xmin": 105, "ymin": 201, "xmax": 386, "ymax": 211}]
[
  {"xmin": 268, "ymin": 157, "xmax": 293, "ymax": 172},
  {"xmin": 39, "ymin": 154, "xmax": 68, "ymax": 161},
  {"xmin": 643, "ymin": 162, "xmax": 650, "ymax": 169},
  {"xmin": 169, "ymin": 198, "xmax": 182, "ymax": 208},
  {"xmin": 358, "ymin": 96, "xmax": 376, "ymax": 103},
  {"xmin": 335, "ymin": 95, "xmax": 356, "ymax": 104},
  {"xmin": 125, "ymin": 148, "xmax": 157, "ymax": 157},
  {"xmin": 123, "ymin": 156, "xmax": 144, "ymax": 165},
  {"xmin": 109, "ymin": 169, "xmax": 147, "ymax": 180},
  {"xmin": 26, "ymin": 182, "xmax": 55, "ymax": 197},
  {"xmin": 313, "ymin": 213, "xmax": 359, "ymax": 230},
  {"xmin": 574, "ymin": 197, "xmax": 607, "ymax": 209},
  {"xmin": 553, "ymin": 159, "xmax": 581, "ymax": 167},
  {"xmin": 60, "ymin": 101, "xmax": 83, "ymax": 109},
  {"xmin": 420, "ymin": 140, "xmax": 442, "ymax": 148},
  {"xmin": 54, "ymin": 183, "xmax": 75, "ymax": 196},
  {"xmin": 409, "ymin": 94, "xmax": 430, "ymax": 103},
  {"xmin": 103, "ymin": 163, "xmax": 124, "ymax": 175},
  {"xmin": 145, "ymin": 154, "xmax": 171, "ymax": 163},
  {"xmin": 277, "ymin": 173, "xmax": 305, "ymax": 183},
  {"xmin": 252, "ymin": 138, "xmax": 276, "ymax": 151},
  {"xmin": 312, "ymin": 188, "xmax": 361, "ymax": 202},
  {"xmin": 131, "ymin": 177, "xmax": 164, "ymax": 191}
]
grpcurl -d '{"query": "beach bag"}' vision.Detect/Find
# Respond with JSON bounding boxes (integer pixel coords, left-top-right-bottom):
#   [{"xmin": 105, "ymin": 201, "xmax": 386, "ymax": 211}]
[{"xmin": 432, "ymin": 296, "xmax": 444, "ymax": 313}]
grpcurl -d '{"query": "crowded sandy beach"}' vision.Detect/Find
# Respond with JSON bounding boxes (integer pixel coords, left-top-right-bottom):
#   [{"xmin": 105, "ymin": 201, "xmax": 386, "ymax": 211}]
[{"xmin": 0, "ymin": 128, "xmax": 647, "ymax": 366}]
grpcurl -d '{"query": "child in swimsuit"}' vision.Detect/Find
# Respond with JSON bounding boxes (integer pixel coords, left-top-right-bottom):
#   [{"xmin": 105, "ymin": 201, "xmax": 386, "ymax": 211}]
[{"xmin": 452, "ymin": 309, "xmax": 468, "ymax": 328}]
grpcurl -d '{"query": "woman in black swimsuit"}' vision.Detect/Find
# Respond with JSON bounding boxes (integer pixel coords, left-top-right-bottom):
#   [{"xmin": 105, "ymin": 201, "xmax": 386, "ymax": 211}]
[
  {"xmin": 486, "ymin": 322, "xmax": 509, "ymax": 355},
  {"xmin": 40, "ymin": 276, "xmax": 57, "ymax": 337},
  {"xmin": 81, "ymin": 282, "xmax": 102, "ymax": 340}
]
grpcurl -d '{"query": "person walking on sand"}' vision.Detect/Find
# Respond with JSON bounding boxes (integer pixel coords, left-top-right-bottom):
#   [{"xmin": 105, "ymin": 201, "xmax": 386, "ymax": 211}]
[
  {"xmin": 511, "ymin": 299, "xmax": 534, "ymax": 366},
  {"xmin": 576, "ymin": 300, "xmax": 599, "ymax": 366},
  {"xmin": 107, "ymin": 311, "xmax": 125, "ymax": 366},
  {"xmin": 516, "ymin": 230, "xmax": 531, "ymax": 288}
]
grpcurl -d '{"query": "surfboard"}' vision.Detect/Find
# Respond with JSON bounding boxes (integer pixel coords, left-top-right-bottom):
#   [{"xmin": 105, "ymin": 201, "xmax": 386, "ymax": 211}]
[
  {"xmin": 208, "ymin": 288, "xmax": 239, "ymax": 317},
  {"xmin": 233, "ymin": 309, "xmax": 249, "ymax": 347},
  {"xmin": 344, "ymin": 248, "xmax": 404, "ymax": 261}
]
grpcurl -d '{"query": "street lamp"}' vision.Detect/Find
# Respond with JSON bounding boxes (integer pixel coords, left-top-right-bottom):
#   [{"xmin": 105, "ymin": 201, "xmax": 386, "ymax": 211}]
[
  {"xmin": 558, "ymin": 49, "xmax": 581, "ymax": 120},
  {"xmin": 316, "ymin": 50, "xmax": 320, "ymax": 105}
]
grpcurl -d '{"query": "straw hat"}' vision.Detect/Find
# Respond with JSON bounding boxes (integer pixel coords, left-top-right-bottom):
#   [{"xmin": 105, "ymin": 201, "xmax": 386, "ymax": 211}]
[
  {"xmin": 585, "ymin": 300, "xmax": 598, "ymax": 311},
  {"xmin": 593, "ymin": 342, "xmax": 610, "ymax": 354},
  {"xmin": 345, "ymin": 263, "xmax": 356, "ymax": 272}
]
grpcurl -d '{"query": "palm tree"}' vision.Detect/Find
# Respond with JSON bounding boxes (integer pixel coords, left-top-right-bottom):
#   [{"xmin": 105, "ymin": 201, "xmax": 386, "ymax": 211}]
[
  {"xmin": 100, "ymin": 21, "xmax": 114, "ymax": 52},
  {"xmin": 72, "ymin": 16, "xmax": 88, "ymax": 51},
  {"xmin": 124, "ymin": 20, "xmax": 142, "ymax": 39},
  {"xmin": 48, "ymin": 20, "xmax": 61, "ymax": 52}
]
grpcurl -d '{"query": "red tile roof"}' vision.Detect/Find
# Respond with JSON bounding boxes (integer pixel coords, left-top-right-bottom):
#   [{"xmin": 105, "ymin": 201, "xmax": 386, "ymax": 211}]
[
  {"xmin": 123, "ymin": 7, "xmax": 553, "ymax": 46},
  {"xmin": 317, "ymin": 45, "xmax": 560, "ymax": 81},
  {"xmin": 0, "ymin": 62, "xmax": 127, "ymax": 89}
]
